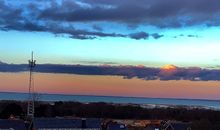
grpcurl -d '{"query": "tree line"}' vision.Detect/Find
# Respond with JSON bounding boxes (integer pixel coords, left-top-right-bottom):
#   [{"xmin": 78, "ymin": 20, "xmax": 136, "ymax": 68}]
[{"xmin": 0, "ymin": 101, "xmax": 220, "ymax": 129}]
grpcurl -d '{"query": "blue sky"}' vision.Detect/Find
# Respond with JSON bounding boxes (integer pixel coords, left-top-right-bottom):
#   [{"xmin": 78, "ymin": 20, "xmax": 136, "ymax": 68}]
[{"xmin": 1, "ymin": 0, "xmax": 220, "ymax": 68}]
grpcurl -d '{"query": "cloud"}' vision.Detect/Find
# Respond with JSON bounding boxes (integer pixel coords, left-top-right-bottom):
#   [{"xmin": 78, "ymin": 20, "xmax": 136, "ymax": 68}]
[
  {"xmin": 0, "ymin": 0, "xmax": 164, "ymax": 40},
  {"xmin": 92, "ymin": 25, "xmax": 103, "ymax": 31},
  {"xmin": 187, "ymin": 34, "xmax": 198, "ymax": 38},
  {"xmin": 128, "ymin": 32, "xmax": 164, "ymax": 40},
  {"xmin": 0, "ymin": 17, "xmax": 162, "ymax": 40},
  {"xmin": 129, "ymin": 32, "xmax": 149, "ymax": 40},
  {"xmin": 37, "ymin": 0, "xmax": 220, "ymax": 28},
  {"xmin": 0, "ymin": 60, "xmax": 6, "ymax": 64},
  {"xmin": 1, "ymin": 0, "xmax": 217, "ymax": 40},
  {"xmin": 173, "ymin": 34, "xmax": 199, "ymax": 38},
  {"xmin": 75, "ymin": 60, "xmax": 118, "ymax": 65},
  {"xmin": 151, "ymin": 33, "xmax": 164, "ymax": 39},
  {"xmin": 1, "ymin": 62, "xmax": 220, "ymax": 81}
]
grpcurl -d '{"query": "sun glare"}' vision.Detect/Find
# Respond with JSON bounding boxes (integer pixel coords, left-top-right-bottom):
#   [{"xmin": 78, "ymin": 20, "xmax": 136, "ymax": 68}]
[{"xmin": 161, "ymin": 64, "xmax": 177, "ymax": 70}]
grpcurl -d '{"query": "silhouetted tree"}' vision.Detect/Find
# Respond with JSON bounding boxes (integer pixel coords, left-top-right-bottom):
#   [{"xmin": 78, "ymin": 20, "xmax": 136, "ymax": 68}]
[{"xmin": 0, "ymin": 103, "xmax": 24, "ymax": 119}]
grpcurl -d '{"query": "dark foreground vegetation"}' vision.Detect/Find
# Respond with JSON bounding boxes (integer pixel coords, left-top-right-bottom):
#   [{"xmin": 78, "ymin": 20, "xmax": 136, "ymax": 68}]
[{"xmin": 0, "ymin": 101, "xmax": 219, "ymax": 129}]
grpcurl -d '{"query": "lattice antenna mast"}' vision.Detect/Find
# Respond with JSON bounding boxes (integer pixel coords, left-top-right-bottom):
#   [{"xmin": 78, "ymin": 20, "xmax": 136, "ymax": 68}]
[{"xmin": 27, "ymin": 51, "xmax": 36, "ymax": 119}]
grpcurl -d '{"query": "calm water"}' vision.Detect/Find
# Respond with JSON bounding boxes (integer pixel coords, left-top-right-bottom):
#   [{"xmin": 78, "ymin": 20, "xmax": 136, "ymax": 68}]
[{"xmin": 0, "ymin": 92, "xmax": 220, "ymax": 109}]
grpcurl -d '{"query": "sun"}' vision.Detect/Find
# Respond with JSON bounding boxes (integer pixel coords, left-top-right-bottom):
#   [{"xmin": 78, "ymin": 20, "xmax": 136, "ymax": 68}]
[{"xmin": 161, "ymin": 64, "xmax": 177, "ymax": 70}]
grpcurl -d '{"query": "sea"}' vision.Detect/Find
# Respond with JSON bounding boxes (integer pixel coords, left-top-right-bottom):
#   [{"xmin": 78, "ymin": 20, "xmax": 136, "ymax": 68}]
[{"xmin": 0, "ymin": 92, "xmax": 220, "ymax": 110}]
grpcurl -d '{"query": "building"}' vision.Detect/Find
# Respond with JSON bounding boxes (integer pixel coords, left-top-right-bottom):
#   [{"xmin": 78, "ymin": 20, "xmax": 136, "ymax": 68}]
[
  {"xmin": 162, "ymin": 121, "xmax": 192, "ymax": 130},
  {"xmin": 107, "ymin": 123, "xmax": 127, "ymax": 130},
  {"xmin": 33, "ymin": 118, "xmax": 101, "ymax": 130},
  {"xmin": 83, "ymin": 118, "xmax": 101, "ymax": 129},
  {"xmin": 0, "ymin": 119, "xmax": 26, "ymax": 130},
  {"xmin": 168, "ymin": 122, "xmax": 192, "ymax": 130},
  {"xmin": 145, "ymin": 125, "xmax": 160, "ymax": 130}
]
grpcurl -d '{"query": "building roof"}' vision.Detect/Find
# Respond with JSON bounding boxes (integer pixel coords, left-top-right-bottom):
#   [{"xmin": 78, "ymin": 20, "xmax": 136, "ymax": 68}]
[
  {"xmin": 0, "ymin": 119, "xmax": 26, "ymax": 130},
  {"xmin": 85, "ymin": 118, "xmax": 101, "ymax": 128},
  {"xmin": 145, "ymin": 125, "xmax": 160, "ymax": 130},
  {"xmin": 170, "ymin": 122, "xmax": 191, "ymax": 130},
  {"xmin": 33, "ymin": 118, "xmax": 82, "ymax": 129},
  {"xmin": 108, "ymin": 123, "xmax": 127, "ymax": 130}
]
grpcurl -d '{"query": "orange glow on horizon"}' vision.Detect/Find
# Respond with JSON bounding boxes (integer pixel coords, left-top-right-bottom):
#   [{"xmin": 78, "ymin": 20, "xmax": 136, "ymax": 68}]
[{"xmin": 0, "ymin": 72, "xmax": 220, "ymax": 100}]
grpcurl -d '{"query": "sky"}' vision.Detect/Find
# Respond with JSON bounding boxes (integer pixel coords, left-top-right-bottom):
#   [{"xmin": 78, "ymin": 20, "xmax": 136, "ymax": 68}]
[
  {"xmin": 0, "ymin": 0, "xmax": 220, "ymax": 67},
  {"xmin": 1, "ymin": 72, "xmax": 220, "ymax": 100},
  {"xmin": 0, "ymin": 0, "xmax": 220, "ymax": 99}
]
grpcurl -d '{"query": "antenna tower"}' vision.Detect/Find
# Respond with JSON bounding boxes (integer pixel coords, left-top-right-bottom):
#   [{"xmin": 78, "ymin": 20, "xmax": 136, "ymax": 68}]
[{"xmin": 27, "ymin": 51, "xmax": 36, "ymax": 119}]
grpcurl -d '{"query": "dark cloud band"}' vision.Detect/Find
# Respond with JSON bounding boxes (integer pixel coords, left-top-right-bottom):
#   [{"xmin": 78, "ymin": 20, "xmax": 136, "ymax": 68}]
[{"xmin": 1, "ymin": 62, "xmax": 220, "ymax": 81}]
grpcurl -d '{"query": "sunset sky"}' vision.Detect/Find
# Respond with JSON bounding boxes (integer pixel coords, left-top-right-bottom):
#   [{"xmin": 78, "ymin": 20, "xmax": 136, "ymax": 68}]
[{"xmin": 0, "ymin": 0, "xmax": 220, "ymax": 100}]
